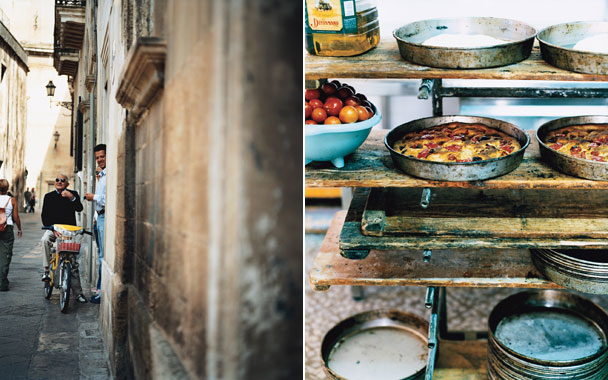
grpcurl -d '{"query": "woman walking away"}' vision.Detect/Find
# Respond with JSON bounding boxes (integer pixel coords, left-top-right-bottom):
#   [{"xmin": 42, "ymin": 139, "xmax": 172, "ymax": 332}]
[{"xmin": 0, "ymin": 179, "xmax": 22, "ymax": 291}]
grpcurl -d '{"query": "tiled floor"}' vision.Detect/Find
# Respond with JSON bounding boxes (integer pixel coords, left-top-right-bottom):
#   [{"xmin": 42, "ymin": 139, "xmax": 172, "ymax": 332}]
[{"xmin": 305, "ymin": 207, "xmax": 608, "ymax": 380}]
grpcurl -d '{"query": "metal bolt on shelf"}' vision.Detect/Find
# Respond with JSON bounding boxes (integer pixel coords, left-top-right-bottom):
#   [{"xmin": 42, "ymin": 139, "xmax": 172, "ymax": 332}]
[
  {"xmin": 423, "ymin": 249, "xmax": 432, "ymax": 262},
  {"xmin": 420, "ymin": 188, "xmax": 432, "ymax": 208}
]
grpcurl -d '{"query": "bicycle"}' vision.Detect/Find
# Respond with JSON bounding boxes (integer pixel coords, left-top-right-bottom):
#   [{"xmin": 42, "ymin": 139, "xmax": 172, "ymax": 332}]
[{"xmin": 42, "ymin": 224, "xmax": 91, "ymax": 313}]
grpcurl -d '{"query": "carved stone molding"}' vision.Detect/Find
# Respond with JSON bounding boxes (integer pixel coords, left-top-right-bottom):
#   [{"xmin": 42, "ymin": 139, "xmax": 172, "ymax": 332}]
[
  {"xmin": 85, "ymin": 75, "xmax": 95, "ymax": 92},
  {"xmin": 115, "ymin": 37, "xmax": 166, "ymax": 125},
  {"xmin": 78, "ymin": 99, "xmax": 90, "ymax": 114}
]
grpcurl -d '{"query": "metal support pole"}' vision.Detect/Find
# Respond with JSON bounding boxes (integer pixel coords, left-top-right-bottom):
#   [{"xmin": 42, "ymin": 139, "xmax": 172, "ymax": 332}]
[
  {"xmin": 425, "ymin": 286, "xmax": 440, "ymax": 380},
  {"xmin": 431, "ymin": 79, "xmax": 443, "ymax": 116}
]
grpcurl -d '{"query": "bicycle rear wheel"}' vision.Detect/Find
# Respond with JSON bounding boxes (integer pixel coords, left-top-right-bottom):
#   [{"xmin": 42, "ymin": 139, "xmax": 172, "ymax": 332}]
[{"xmin": 59, "ymin": 262, "xmax": 71, "ymax": 313}]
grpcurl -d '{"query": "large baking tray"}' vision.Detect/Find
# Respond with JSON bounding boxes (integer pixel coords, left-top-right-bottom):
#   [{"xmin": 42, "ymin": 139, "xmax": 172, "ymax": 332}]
[
  {"xmin": 393, "ymin": 17, "xmax": 536, "ymax": 69},
  {"xmin": 321, "ymin": 309, "xmax": 428, "ymax": 380},
  {"xmin": 532, "ymin": 248, "xmax": 608, "ymax": 294},
  {"xmin": 385, "ymin": 115, "xmax": 530, "ymax": 181},
  {"xmin": 538, "ymin": 21, "xmax": 608, "ymax": 75},
  {"xmin": 536, "ymin": 115, "xmax": 608, "ymax": 181},
  {"xmin": 488, "ymin": 290, "xmax": 608, "ymax": 379}
]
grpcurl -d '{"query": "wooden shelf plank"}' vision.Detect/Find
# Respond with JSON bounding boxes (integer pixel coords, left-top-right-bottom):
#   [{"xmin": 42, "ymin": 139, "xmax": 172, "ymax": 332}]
[
  {"xmin": 362, "ymin": 187, "xmax": 608, "ymax": 239},
  {"xmin": 310, "ymin": 211, "xmax": 563, "ymax": 290},
  {"xmin": 338, "ymin": 189, "xmax": 608, "ymax": 257},
  {"xmin": 306, "ymin": 129, "xmax": 608, "ymax": 189},
  {"xmin": 305, "ymin": 40, "xmax": 608, "ymax": 82},
  {"xmin": 434, "ymin": 340, "xmax": 487, "ymax": 380}
]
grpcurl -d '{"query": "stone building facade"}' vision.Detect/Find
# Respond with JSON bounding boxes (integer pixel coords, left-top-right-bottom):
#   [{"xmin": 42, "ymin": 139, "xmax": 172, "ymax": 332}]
[
  {"xmin": 0, "ymin": 17, "xmax": 27, "ymax": 205},
  {"xmin": 0, "ymin": 0, "xmax": 74, "ymax": 212},
  {"xmin": 57, "ymin": 1, "xmax": 301, "ymax": 378}
]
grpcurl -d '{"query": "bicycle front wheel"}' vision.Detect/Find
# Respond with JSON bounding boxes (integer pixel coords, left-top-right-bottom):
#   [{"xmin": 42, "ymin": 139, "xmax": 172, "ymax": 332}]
[
  {"xmin": 59, "ymin": 262, "xmax": 71, "ymax": 313},
  {"xmin": 44, "ymin": 275, "xmax": 53, "ymax": 299}
]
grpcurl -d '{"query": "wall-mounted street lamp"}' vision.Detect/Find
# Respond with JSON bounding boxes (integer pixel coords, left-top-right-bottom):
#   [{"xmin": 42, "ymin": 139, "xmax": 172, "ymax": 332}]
[
  {"xmin": 46, "ymin": 80, "xmax": 73, "ymax": 110},
  {"xmin": 53, "ymin": 131, "xmax": 60, "ymax": 149}
]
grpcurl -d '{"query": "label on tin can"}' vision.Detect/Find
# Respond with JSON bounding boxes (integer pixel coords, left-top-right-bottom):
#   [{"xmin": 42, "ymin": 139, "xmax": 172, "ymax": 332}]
[{"xmin": 305, "ymin": 0, "xmax": 358, "ymax": 34}]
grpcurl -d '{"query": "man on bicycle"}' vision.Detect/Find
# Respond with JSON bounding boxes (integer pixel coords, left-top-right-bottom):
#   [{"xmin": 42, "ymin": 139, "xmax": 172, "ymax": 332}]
[{"xmin": 41, "ymin": 174, "xmax": 87, "ymax": 303}]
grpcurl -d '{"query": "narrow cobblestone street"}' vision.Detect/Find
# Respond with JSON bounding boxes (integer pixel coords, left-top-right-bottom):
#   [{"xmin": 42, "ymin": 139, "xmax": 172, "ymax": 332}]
[{"xmin": 0, "ymin": 212, "xmax": 110, "ymax": 380}]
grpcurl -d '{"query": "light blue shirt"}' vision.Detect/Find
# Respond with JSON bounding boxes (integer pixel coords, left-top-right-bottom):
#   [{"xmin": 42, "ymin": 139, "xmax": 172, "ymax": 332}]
[{"xmin": 94, "ymin": 168, "xmax": 106, "ymax": 212}]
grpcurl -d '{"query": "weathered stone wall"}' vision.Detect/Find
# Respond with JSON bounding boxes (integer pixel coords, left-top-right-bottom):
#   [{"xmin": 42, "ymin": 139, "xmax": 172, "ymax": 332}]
[
  {"xmin": 96, "ymin": 0, "xmax": 301, "ymax": 378},
  {"xmin": 0, "ymin": 19, "xmax": 28, "ymax": 205}
]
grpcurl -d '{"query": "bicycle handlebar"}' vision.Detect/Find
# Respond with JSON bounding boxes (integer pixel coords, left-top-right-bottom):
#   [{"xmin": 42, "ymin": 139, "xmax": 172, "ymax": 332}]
[{"xmin": 41, "ymin": 225, "xmax": 92, "ymax": 235}]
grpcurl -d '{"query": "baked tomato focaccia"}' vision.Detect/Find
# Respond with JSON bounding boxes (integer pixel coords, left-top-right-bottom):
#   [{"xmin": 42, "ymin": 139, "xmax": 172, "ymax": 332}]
[
  {"xmin": 392, "ymin": 122, "xmax": 521, "ymax": 163},
  {"xmin": 543, "ymin": 124, "xmax": 608, "ymax": 162}
]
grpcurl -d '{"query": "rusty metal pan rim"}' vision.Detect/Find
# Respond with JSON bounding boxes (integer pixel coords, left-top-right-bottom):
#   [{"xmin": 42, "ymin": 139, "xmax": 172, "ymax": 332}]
[
  {"xmin": 385, "ymin": 115, "xmax": 530, "ymax": 166},
  {"xmin": 536, "ymin": 115, "xmax": 608, "ymax": 165},
  {"xmin": 537, "ymin": 21, "xmax": 608, "ymax": 56},
  {"xmin": 321, "ymin": 309, "xmax": 428, "ymax": 380},
  {"xmin": 392, "ymin": 17, "xmax": 537, "ymax": 51},
  {"xmin": 488, "ymin": 290, "xmax": 608, "ymax": 366}
]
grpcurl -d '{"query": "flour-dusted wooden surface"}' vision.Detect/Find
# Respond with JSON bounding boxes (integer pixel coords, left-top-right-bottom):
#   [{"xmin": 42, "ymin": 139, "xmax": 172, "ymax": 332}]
[
  {"xmin": 305, "ymin": 40, "xmax": 608, "ymax": 82},
  {"xmin": 306, "ymin": 130, "xmax": 608, "ymax": 189},
  {"xmin": 310, "ymin": 211, "xmax": 562, "ymax": 290}
]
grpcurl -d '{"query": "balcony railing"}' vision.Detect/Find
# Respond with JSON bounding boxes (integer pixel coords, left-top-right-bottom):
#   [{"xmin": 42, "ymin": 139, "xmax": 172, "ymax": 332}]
[{"xmin": 55, "ymin": 0, "xmax": 86, "ymax": 7}]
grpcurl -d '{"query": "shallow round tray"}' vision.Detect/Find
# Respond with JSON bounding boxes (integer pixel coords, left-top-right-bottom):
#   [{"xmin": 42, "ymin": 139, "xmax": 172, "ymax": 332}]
[
  {"xmin": 392, "ymin": 17, "xmax": 536, "ymax": 69},
  {"xmin": 532, "ymin": 249, "xmax": 608, "ymax": 294},
  {"xmin": 538, "ymin": 21, "xmax": 608, "ymax": 75},
  {"xmin": 536, "ymin": 115, "xmax": 608, "ymax": 181},
  {"xmin": 385, "ymin": 115, "xmax": 530, "ymax": 181},
  {"xmin": 321, "ymin": 309, "xmax": 428, "ymax": 380},
  {"xmin": 488, "ymin": 290, "xmax": 608, "ymax": 379}
]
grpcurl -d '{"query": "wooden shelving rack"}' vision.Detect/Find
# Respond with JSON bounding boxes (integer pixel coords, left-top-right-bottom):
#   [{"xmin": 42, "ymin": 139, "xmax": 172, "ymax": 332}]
[{"xmin": 306, "ymin": 38, "xmax": 608, "ymax": 380}]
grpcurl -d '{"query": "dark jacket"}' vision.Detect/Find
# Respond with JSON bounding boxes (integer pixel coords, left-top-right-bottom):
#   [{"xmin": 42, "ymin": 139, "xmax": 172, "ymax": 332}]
[{"xmin": 41, "ymin": 189, "xmax": 83, "ymax": 227}]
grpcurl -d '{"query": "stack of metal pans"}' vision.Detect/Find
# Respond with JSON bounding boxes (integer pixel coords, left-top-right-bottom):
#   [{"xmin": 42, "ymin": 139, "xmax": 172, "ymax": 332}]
[
  {"xmin": 488, "ymin": 290, "xmax": 608, "ymax": 380},
  {"xmin": 532, "ymin": 249, "xmax": 608, "ymax": 294}
]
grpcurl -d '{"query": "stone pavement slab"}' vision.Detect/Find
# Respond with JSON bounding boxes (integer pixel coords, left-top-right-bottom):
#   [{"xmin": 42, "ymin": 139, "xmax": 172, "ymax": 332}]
[{"xmin": 0, "ymin": 213, "xmax": 111, "ymax": 380}]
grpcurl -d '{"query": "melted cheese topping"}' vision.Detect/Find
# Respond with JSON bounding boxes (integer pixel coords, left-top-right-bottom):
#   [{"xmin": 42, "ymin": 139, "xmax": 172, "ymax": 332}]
[
  {"xmin": 393, "ymin": 122, "xmax": 521, "ymax": 163},
  {"xmin": 544, "ymin": 124, "xmax": 608, "ymax": 162}
]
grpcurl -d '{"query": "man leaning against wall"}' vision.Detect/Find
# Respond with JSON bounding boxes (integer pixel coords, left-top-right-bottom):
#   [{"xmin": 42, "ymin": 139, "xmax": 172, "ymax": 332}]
[{"xmin": 85, "ymin": 144, "xmax": 106, "ymax": 304}]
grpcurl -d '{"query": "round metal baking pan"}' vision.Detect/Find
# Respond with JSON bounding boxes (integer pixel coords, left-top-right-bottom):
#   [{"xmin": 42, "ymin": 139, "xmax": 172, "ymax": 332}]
[
  {"xmin": 488, "ymin": 290, "xmax": 608, "ymax": 379},
  {"xmin": 538, "ymin": 21, "xmax": 608, "ymax": 75},
  {"xmin": 532, "ymin": 248, "xmax": 608, "ymax": 294},
  {"xmin": 536, "ymin": 115, "xmax": 608, "ymax": 180},
  {"xmin": 321, "ymin": 309, "xmax": 428, "ymax": 380},
  {"xmin": 392, "ymin": 17, "xmax": 536, "ymax": 69},
  {"xmin": 385, "ymin": 115, "xmax": 530, "ymax": 181}
]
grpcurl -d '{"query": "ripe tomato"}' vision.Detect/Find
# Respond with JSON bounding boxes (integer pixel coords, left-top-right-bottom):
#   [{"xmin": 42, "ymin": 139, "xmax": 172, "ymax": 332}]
[
  {"xmin": 309, "ymin": 99, "xmax": 324, "ymax": 109},
  {"xmin": 331, "ymin": 80, "xmax": 342, "ymax": 88},
  {"xmin": 321, "ymin": 82, "xmax": 338, "ymax": 96},
  {"xmin": 364, "ymin": 106, "xmax": 374, "ymax": 117},
  {"xmin": 305, "ymin": 101, "xmax": 313, "ymax": 119},
  {"xmin": 337, "ymin": 86, "xmax": 354, "ymax": 100},
  {"xmin": 305, "ymin": 89, "xmax": 321, "ymax": 101},
  {"xmin": 324, "ymin": 116, "xmax": 341, "ymax": 125},
  {"xmin": 355, "ymin": 106, "xmax": 370, "ymax": 121},
  {"xmin": 311, "ymin": 108, "xmax": 328, "ymax": 123},
  {"xmin": 355, "ymin": 93, "xmax": 367, "ymax": 101},
  {"xmin": 305, "ymin": 119, "xmax": 317, "ymax": 125},
  {"xmin": 339, "ymin": 106, "xmax": 359, "ymax": 123},
  {"xmin": 344, "ymin": 96, "xmax": 361, "ymax": 107},
  {"xmin": 324, "ymin": 97, "xmax": 343, "ymax": 116}
]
